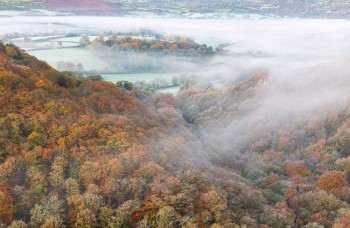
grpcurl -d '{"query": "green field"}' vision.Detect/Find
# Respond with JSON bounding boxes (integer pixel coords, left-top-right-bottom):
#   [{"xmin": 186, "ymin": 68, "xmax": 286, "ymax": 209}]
[{"xmin": 28, "ymin": 48, "xmax": 110, "ymax": 71}]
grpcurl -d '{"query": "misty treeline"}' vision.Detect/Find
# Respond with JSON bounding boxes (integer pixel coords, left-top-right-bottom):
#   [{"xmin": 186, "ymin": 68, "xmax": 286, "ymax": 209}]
[
  {"xmin": 57, "ymin": 61, "xmax": 84, "ymax": 73},
  {"xmin": 134, "ymin": 74, "xmax": 194, "ymax": 93},
  {"xmin": 2, "ymin": 42, "xmax": 350, "ymax": 228},
  {"xmin": 83, "ymin": 35, "xmax": 219, "ymax": 73}
]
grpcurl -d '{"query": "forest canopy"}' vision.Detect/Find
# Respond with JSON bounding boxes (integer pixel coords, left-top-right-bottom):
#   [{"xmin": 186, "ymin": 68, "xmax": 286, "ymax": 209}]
[{"xmin": 2, "ymin": 42, "xmax": 350, "ymax": 227}]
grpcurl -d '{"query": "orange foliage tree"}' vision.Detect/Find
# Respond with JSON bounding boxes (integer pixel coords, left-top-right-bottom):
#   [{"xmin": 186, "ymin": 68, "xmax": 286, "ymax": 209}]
[
  {"xmin": 285, "ymin": 161, "xmax": 311, "ymax": 177},
  {"xmin": 316, "ymin": 171, "xmax": 348, "ymax": 197}
]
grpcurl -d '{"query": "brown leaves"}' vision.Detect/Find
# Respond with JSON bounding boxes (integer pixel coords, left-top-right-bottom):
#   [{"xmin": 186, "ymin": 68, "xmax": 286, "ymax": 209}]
[
  {"xmin": 285, "ymin": 161, "xmax": 311, "ymax": 177},
  {"xmin": 316, "ymin": 171, "xmax": 348, "ymax": 197}
]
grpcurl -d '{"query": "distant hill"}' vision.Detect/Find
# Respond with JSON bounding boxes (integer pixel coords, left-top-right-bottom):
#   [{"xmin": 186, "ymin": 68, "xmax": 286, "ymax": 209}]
[
  {"xmin": 45, "ymin": 0, "xmax": 113, "ymax": 13},
  {"xmin": 2, "ymin": 0, "xmax": 350, "ymax": 18}
]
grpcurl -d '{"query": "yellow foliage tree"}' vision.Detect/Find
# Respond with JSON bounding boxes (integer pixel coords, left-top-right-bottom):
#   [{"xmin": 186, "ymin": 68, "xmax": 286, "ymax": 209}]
[
  {"xmin": 107, "ymin": 132, "xmax": 131, "ymax": 152},
  {"xmin": 35, "ymin": 80, "xmax": 46, "ymax": 88}
]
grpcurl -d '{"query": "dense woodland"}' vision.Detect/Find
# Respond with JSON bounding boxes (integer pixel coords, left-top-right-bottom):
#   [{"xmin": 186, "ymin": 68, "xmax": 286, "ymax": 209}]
[{"xmin": 2, "ymin": 42, "xmax": 350, "ymax": 227}]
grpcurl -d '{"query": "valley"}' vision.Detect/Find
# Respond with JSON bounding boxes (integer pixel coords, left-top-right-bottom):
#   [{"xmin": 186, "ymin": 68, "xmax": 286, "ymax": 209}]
[{"xmin": 1, "ymin": 7, "xmax": 350, "ymax": 228}]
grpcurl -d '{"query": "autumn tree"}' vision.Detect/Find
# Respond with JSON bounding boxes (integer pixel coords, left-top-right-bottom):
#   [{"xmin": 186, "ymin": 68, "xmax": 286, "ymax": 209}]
[
  {"xmin": 79, "ymin": 35, "xmax": 91, "ymax": 47},
  {"xmin": 29, "ymin": 196, "xmax": 63, "ymax": 227},
  {"xmin": 335, "ymin": 157, "xmax": 350, "ymax": 172},
  {"xmin": 8, "ymin": 220, "xmax": 27, "ymax": 228},
  {"xmin": 74, "ymin": 208, "xmax": 96, "ymax": 228},
  {"xmin": 199, "ymin": 190, "xmax": 227, "ymax": 224},
  {"xmin": 49, "ymin": 156, "xmax": 67, "ymax": 194},
  {"xmin": 316, "ymin": 171, "xmax": 348, "ymax": 197},
  {"xmin": 107, "ymin": 132, "xmax": 131, "ymax": 152},
  {"xmin": 65, "ymin": 178, "xmax": 80, "ymax": 196},
  {"xmin": 26, "ymin": 166, "xmax": 47, "ymax": 200},
  {"xmin": 0, "ymin": 188, "xmax": 15, "ymax": 224},
  {"xmin": 285, "ymin": 161, "xmax": 311, "ymax": 177},
  {"xmin": 116, "ymin": 80, "xmax": 134, "ymax": 91},
  {"xmin": 157, "ymin": 206, "xmax": 179, "ymax": 228},
  {"xmin": 333, "ymin": 208, "xmax": 350, "ymax": 227},
  {"xmin": 5, "ymin": 44, "xmax": 21, "ymax": 59},
  {"xmin": 0, "ymin": 41, "xmax": 5, "ymax": 52},
  {"xmin": 262, "ymin": 202, "xmax": 294, "ymax": 228}
]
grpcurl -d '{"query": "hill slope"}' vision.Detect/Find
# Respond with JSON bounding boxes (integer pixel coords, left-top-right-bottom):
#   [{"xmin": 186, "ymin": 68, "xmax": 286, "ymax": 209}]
[{"xmin": 2, "ymin": 43, "xmax": 350, "ymax": 227}]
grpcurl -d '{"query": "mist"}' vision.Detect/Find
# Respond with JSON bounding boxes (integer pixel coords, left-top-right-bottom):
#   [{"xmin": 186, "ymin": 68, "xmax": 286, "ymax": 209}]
[
  {"xmin": 5, "ymin": 8, "xmax": 350, "ymax": 226},
  {"xmin": 2, "ymin": 14, "xmax": 350, "ymax": 160},
  {"xmin": 2, "ymin": 16, "xmax": 349, "ymax": 72}
]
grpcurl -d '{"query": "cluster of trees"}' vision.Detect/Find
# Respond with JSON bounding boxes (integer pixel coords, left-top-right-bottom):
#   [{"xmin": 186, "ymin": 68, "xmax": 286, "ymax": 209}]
[
  {"xmin": 89, "ymin": 36, "xmax": 216, "ymax": 57},
  {"xmin": 3, "ymin": 42, "xmax": 350, "ymax": 227},
  {"xmin": 134, "ymin": 74, "xmax": 190, "ymax": 91},
  {"xmin": 57, "ymin": 61, "xmax": 84, "ymax": 72}
]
